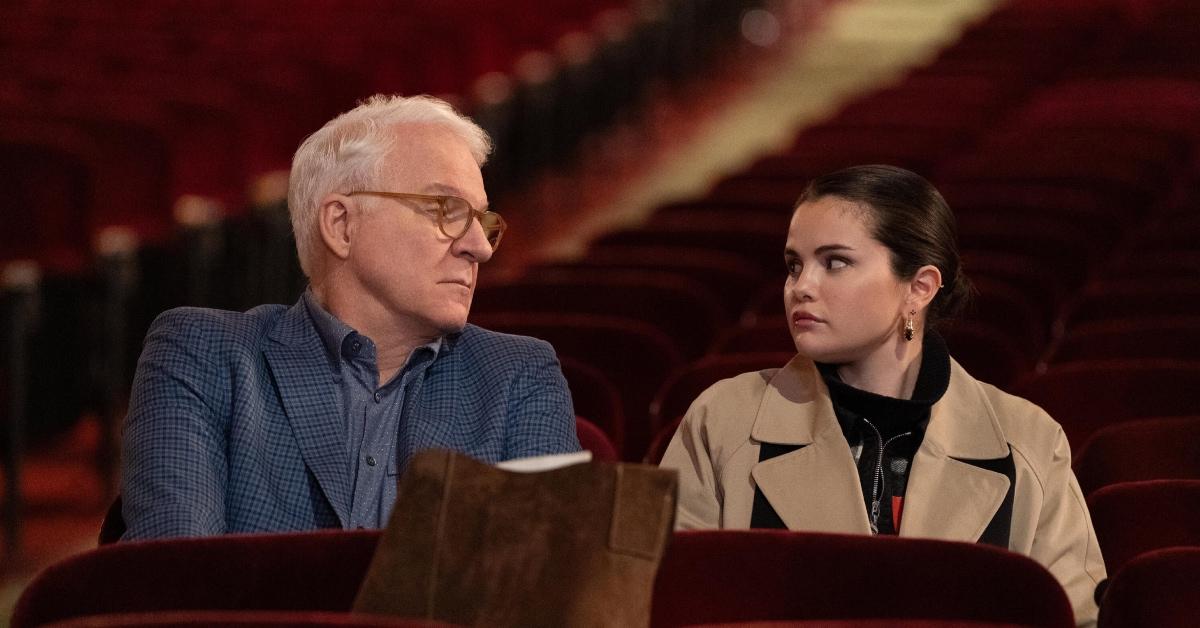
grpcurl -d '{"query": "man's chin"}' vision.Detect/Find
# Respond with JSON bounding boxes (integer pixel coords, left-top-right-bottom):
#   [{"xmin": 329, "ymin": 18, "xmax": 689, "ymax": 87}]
[
  {"xmin": 435, "ymin": 312, "xmax": 470, "ymax": 335},
  {"xmin": 439, "ymin": 321, "xmax": 468, "ymax": 334}
]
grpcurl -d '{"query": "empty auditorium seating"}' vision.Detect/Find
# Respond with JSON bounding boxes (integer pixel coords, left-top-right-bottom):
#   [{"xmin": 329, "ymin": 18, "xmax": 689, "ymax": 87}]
[
  {"xmin": 531, "ymin": 246, "xmax": 763, "ymax": 320},
  {"xmin": 1011, "ymin": 359, "xmax": 1200, "ymax": 449},
  {"xmin": 1074, "ymin": 417, "xmax": 1200, "ymax": 496},
  {"xmin": 1063, "ymin": 280, "xmax": 1200, "ymax": 327},
  {"xmin": 0, "ymin": 140, "xmax": 91, "ymax": 269},
  {"xmin": 590, "ymin": 216, "xmax": 785, "ymax": 276},
  {"xmin": 956, "ymin": 212, "xmax": 1103, "ymax": 290},
  {"xmin": 472, "ymin": 269, "xmax": 726, "ymax": 359},
  {"xmin": 1048, "ymin": 317, "xmax": 1200, "ymax": 365},
  {"xmin": 469, "ymin": 312, "xmax": 682, "ymax": 460},
  {"xmin": 14, "ymin": 527, "xmax": 1077, "ymax": 628},
  {"xmin": 957, "ymin": 277, "xmax": 1049, "ymax": 364},
  {"xmin": 39, "ymin": 611, "xmax": 454, "ymax": 627},
  {"xmin": 1097, "ymin": 548, "xmax": 1200, "ymax": 628},
  {"xmin": 1109, "ymin": 250, "xmax": 1200, "ymax": 281},
  {"xmin": 960, "ymin": 251, "xmax": 1070, "ymax": 329},
  {"xmin": 1087, "ymin": 480, "xmax": 1200, "ymax": 577},
  {"xmin": 710, "ymin": 317, "xmax": 794, "ymax": 356},
  {"xmin": 10, "ymin": 0, "xmax": 1200, "ymax": 611},
  {"xmin": 560, "ymin": 358, "xmax": 625, "ymax": 453},
  {"xmin": 940, "ymin": 321, "xmax": 1032, "ymax": 389}
]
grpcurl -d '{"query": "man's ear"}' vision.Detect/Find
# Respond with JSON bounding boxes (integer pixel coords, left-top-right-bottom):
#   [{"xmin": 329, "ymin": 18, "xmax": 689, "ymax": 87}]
[
  {"xmin": 907, "ymin": 264, "xmax": 943, "ymax": 313},
  {"xmin": 317, "ymin": 194, "xmax": 354, "ymax": 260}
]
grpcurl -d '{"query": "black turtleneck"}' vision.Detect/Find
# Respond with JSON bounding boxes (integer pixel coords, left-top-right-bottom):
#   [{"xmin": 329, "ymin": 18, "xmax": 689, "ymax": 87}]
[{"xmin": 815, "ymin": 331, "xmax": 951, "ymax": 534}]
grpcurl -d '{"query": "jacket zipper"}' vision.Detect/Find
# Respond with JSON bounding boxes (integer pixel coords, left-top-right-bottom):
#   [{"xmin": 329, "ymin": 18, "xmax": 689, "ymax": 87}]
[{"xmin": 862, "ymin": 417, "xmax": 912, "ymax": 535}]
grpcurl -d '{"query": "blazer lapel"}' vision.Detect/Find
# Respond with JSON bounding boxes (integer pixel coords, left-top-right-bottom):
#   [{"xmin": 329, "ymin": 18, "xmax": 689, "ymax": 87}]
[
  {"xmin": 263, "ymin": 300, "xmax": 351, "ymax": 527},
  {"xmin": 900, "ymin": 359, "xmax": 1012, "ymax": 543},
  {"xmin": 749, "ymin": 358, "xmax": 872, "ymax": 534}
]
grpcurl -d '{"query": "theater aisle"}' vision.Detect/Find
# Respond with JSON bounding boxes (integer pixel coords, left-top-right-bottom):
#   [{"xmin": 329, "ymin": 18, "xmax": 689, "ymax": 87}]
[{"xmin": 506, "ymin": 0, "xmax": 998, "ymax": 266}]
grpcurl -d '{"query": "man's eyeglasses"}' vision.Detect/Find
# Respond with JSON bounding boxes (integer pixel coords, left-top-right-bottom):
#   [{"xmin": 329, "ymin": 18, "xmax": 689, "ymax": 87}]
[{"xmin": 346, "ymin": 191, "xmax": 506, "ymax": 250}]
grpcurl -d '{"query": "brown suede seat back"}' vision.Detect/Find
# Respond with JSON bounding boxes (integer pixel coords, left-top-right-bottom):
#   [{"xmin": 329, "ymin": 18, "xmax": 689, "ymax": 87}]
[{"xmin": 354, "ymin": 449, "xmax": 678, "ymax": 628}]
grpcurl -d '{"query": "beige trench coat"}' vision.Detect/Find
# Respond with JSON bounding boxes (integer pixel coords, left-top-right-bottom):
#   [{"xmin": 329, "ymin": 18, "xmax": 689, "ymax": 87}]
[{"xmin": 660, "ymin": 355, "xmax": 1106, "ymax": 626}]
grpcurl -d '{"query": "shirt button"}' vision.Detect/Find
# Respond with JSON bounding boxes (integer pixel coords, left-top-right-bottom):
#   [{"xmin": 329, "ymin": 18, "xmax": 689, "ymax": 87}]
[
  {"xmin": 350, "ymin": 340, "xmax": 361, "ymax": 353},
  {"xmin": 373, "ymin": 392, "xmax": 381, "ymax": 403},
  {"xmin": 366, "ymin": 456, "xmax": 377, "ymax": 466}
]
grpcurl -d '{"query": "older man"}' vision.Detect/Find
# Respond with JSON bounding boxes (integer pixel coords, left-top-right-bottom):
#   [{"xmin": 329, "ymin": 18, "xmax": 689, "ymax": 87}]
[{"xmin": 121, "ymin": 95, "xmax": 580, "ymax": 539}]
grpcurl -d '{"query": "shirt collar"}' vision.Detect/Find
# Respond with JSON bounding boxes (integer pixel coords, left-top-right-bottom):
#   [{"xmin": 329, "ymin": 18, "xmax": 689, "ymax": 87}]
[
  {"xmin": 303, "ymin": 289, "xmax": 356, "ymax": 367},
  {"xmin": 301, "ymin": 289, "xmax": 444, "ymax": 368}
]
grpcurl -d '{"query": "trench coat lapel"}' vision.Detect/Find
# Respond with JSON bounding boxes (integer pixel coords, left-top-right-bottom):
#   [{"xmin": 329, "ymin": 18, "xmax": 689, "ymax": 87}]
[
  {"xmin": 900, "ymin": 359, "xmax": 1011, "ymax": 543},
  {"xmin": 748, "ymin": 357, "xmax": 1012, "ymax": 542},
  {"xmin": 749, "ymin": 357, "xmax": 872, "ymax": 534},
  {"xmin": 263, "ymin": 300, "xmax": 350, "ymax": 527}
]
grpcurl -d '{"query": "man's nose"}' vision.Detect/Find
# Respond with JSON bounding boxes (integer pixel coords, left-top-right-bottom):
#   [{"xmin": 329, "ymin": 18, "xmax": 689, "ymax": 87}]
[{"xmin": 453, "ymin": 219, "xmax": 494, "ymax": 263}]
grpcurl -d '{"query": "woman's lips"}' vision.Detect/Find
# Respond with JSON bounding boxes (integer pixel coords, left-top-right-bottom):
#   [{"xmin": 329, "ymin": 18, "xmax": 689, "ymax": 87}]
[{"xmin": 791, "ymin": 311, "xmax": 825, "ymax": 328}]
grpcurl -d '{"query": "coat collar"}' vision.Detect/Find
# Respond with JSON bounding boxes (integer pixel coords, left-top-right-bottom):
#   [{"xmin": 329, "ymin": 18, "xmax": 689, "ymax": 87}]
[
  {"xmin": 262, "ymin": 299, "xmax": 351, "ymax": 527},
  {"xmin": 749, "ymin": 355, "xmax": 1011, "ymax": 542}
]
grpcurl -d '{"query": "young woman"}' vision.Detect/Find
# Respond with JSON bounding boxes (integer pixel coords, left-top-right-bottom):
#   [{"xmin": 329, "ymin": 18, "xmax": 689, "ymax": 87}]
[{"xmin": 659, "ymin": 165, "xmax": 1105, "ymax": 625}]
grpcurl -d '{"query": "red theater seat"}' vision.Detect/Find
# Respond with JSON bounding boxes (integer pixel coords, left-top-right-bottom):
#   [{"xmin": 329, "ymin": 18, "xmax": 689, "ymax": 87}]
[
  {"xmin": 956, "ymin": 212, "xmax": 1103, "ymax": 288},
  {"xmin": 575, "ymin": 415, "xmax": 619, "ymax": 463},
  {"xmin": 651, "ymin": 530, "xmax": 1073, "ymax": 628},
  {"xmin": 1049, "ymin": 317, "xmax": 1200, "ymax": 364},
  {"xmin": 938, "ymin": 181, "xmax": 1124, "ymax": 228},
  {"xmin": 962, "ymin": 248, "xmax": 1075, "ymax": 321},
  {"xmin": 1010, "ymin": 359, "xmax": 1200, "ymax": 450},
  {"xmin": 1064, "ymin": 280, "xmax": 1200, "ymax": 327},
  {"xmin": 677, "ymin": 622, "xmax": 1035, "ymax": 628},
  {"xmin": 473, "ymin": 269, "xmax": 725, "ymax": 359},
  {"xmin": 940, "ymin": 320, "xmax": 1032, "ymax": 389},
  {"xmin": 1098, "ymin": 548, "xmax": 1200, "ymax": 628},
  {"xmin": 591, "ymin": 215, "xmax": 785, "ymax": 275},
  {"xmin": 470, "ymin": 312, "xmax": 683, "ymax": 461},
  {"xmin": 560, "ymin": 357, "xmax": 625, "ymax": 453},
  {"xmin": 12, "ymin": 530, "xmax": 382, "ymax": 628},
  {"xmin": 42, "ymin": 611, "xmax": 456, "ymax": 627},
  {"xmin": 1015, "ymin": 78, "xmax": 1200, "ymax": 141},
  {"xmin": 710, "ymin": 317, "xmax": 794, "ymax": 355},
  {"xmin": 1087, "ymin": 480, "xmax": 1200, "ymax": 577},
  {"xmin": 534, "ymin": 245, "xmax": 763, "ymax": 320},
  {"xmin": 17, "ymin": 529, "xmax": 1074, "ymax": 628},
  {"xmin": 1109, "ymin": 250, "xmax": 1200, "ymax": 281},
  {"xmin": 1074, "ymin": 417, "xmax": 1200, "ymax": 496}
]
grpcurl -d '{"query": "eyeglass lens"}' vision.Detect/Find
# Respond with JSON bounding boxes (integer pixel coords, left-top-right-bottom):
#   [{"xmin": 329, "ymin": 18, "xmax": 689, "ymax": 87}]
[{"xmin": 440, "ymin": 197, "xmax": 503, "ymax": 249}]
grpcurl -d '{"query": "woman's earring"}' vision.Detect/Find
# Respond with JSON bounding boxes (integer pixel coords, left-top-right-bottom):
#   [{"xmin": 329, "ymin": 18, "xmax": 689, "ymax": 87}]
[{"xmin": 903, "ymin": 310, "xmax": 916, "ymax": 342}]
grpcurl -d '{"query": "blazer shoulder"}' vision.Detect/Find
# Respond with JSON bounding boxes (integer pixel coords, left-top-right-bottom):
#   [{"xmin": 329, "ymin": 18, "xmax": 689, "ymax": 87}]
[
  {"xmin": 456, "ymin": 323, "xmax": 556, "ymax": 360},
  {"xmin": 147, "ymin": 304, "xmax": 289, "ymax": 354}
]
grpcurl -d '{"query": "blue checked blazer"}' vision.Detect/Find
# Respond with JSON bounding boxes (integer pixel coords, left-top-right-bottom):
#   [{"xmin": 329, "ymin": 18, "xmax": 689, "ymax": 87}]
[{"xmin": 121, "ymin": 299, "xmax": 579, "ymax": 539}]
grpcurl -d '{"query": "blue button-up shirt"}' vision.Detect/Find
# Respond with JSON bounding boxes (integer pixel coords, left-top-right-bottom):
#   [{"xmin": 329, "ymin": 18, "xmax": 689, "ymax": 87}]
[{"xmin": 303, "ymin": 291, "xmax": 441, "ymax": 528}]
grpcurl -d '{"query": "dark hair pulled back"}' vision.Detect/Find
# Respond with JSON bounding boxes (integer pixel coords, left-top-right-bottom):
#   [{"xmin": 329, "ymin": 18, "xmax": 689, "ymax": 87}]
[{"xmin": 795, "ymin": 164, "xmax": 972, "ymax": 328}]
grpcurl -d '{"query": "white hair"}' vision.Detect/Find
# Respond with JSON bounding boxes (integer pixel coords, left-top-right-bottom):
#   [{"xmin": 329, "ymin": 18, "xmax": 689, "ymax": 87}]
[{"xmin": 287, "ymin": 94, "xmax": 493, "ymax": 277}]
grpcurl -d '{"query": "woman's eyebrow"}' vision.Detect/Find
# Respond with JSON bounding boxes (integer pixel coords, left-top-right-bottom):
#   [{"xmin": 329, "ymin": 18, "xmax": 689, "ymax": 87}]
[{"xmin": 814, "ymin": 244, "xmax": 855, "ymax": 254}]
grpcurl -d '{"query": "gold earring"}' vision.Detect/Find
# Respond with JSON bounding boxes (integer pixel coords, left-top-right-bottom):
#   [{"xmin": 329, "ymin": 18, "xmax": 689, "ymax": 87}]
[{"xmin": 903, "ymin": 310, "xmax": 916, "ymax": 342}]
